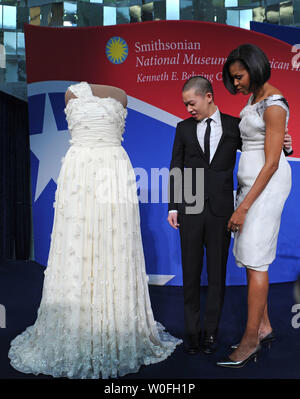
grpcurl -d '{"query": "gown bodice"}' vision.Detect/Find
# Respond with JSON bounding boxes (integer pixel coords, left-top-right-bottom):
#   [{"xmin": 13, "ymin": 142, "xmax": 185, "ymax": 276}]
[
  {"xmin": 239, "ymin": 94, "xmax": 289, "ymax": 152},
  {"xmin": 8, "ymin": 82, "xmax": 182, "ymax": 379},
  {"xmin": 64, "ymin": 81, "xmax": 127, "ymax": 147}
]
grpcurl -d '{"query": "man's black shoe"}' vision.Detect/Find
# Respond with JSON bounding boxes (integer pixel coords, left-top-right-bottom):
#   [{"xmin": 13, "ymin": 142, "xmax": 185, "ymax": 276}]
[
  {"xmin": 200, "ymin": 334, "xmax": 217, "ymax": 354},
  {"xmin": 184, "ymin": 333, "xmax": 201, "ymax": 355}
]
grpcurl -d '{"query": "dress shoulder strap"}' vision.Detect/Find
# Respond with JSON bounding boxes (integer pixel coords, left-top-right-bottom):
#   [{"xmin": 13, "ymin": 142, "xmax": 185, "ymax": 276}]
[
  {"xmin": 67, "ymin": 81, "xmax": 93, "ymax": 98},
  {"xmin": 256, "ymin": 95, "xmax": 289, "ymax": 125},
  {"xmin": 264, "ymin": 95, "xmax": 289, "ymax": 113}
]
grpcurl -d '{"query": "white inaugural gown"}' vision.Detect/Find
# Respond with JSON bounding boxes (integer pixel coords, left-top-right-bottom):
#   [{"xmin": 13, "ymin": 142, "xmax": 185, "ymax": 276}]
[
  {"xmin": 233, "ymin": 94, "xmax": 292, "ymax": 271},
  {"xmin": 8, "ymin": 81, "xmax": 182, "ymax": 379}
]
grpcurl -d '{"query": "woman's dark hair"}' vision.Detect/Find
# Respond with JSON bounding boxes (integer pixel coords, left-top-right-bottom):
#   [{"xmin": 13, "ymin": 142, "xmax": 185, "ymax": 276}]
[{"xmin": 222, "ymin": 43, "xmax": 271, "ymax": 94}]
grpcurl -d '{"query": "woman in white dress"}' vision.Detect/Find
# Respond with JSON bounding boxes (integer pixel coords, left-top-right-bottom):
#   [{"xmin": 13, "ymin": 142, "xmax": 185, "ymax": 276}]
[
  {"xmin": 216, "ymin": 44, "xmax": 292, "ymax": 368},
  {"xmin": 8, "ymin": 81, "xmax": 182, "ymax": 379}
]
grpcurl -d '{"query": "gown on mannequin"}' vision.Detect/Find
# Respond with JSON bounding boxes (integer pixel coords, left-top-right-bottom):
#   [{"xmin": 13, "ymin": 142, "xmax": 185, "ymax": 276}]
[
  {"xmin": 233, "ymin": 94, "xmax": 292, "ymax": 271},
  {"xmin": 8, "ymin": 81, "xmax": 182, "ymax": 379}
]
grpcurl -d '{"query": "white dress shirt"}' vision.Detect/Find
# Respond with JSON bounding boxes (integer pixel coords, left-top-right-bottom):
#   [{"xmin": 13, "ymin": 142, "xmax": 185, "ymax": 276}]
[
  {"xmin": 169, "ymin": 107, "xmax": 223, "ymax": 214},
  {"xmin": 196, "ymin": 107, "xmax": 222, "ymax": 163}
]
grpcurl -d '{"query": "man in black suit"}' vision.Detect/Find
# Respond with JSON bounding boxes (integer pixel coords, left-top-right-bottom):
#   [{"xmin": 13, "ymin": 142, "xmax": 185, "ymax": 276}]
[{"xmin": 168, "ymin": 76, "xmax": 292, "ymax": 355}]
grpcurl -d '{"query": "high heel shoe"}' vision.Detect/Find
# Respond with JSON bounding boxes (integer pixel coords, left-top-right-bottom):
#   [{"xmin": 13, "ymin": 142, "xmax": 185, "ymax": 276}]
[
  {"xmin": 260, "ymin": 331, "xmax": 275, "ymax": 349},
  {"xmin": 230, "ymin": 330, "xmax": 275, "ymax": 350},
  {"xmin": 216, "ymin": 344, "xmax": 261, "ymax": 368}
]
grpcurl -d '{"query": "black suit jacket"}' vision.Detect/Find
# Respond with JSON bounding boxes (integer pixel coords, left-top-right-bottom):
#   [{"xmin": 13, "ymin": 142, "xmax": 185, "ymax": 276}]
[{"xmin": 169, "ymin": 113, "xmax": 241, "ymax": 217}]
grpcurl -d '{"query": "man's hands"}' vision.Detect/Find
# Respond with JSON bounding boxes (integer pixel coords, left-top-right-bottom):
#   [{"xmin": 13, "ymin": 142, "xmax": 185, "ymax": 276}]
[
  {"xmin": 284, "ymin": 131, "xmax": 292, "ymax": 151},
  {"xmin": 167, "ymin": 212, "xmax": 180, "ymax": 229}
]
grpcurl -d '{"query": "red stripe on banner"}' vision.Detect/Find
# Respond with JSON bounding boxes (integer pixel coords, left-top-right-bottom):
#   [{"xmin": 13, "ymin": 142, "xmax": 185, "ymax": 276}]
[{"xmin": 24, "ymin": 21, "xmax": 300, "ymax": 156}]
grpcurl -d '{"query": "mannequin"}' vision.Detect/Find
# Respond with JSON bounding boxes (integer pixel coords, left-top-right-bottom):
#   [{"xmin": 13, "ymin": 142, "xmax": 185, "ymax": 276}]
[
  {"xmin": 65, "ymin": 83, "xmax": 128, "ymax": 108},
  {"xmin": 8, "ymin": 79, "xmax": 182, "ymax": 380}
]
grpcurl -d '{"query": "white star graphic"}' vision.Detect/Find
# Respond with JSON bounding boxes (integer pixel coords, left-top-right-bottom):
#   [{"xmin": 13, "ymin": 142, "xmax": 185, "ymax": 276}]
[
  {"xmin": 148, "ymin": 274, "xmax": 175, "ymax": 285},
  {"xmin": 28, "ymin": 83, "xmax": 180, "ymax": 285},
  {"xmin": 30, "ymin": 93, "xmax": 70, "ymax": 201}
]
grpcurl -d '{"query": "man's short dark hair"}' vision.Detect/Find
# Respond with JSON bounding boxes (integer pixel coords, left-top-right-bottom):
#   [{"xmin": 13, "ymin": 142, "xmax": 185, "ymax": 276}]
[
  {"xmin": 182, "ymin": 76, "xmax": 214, "ymax": 100},
  {"xmin": 222, "ymin": 43, "xmax": 271, "ymax": 94}
]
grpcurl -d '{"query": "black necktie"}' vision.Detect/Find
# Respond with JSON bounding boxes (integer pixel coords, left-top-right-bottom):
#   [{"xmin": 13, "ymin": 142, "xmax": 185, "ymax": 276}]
[{"xmin": 204, "ymin": 118, "xmax": 212, "ymax": 163}]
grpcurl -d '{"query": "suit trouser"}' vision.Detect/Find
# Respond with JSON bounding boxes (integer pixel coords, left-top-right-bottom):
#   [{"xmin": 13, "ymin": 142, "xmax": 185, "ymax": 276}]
[{"xmin": 179, "ymin": 200, "xmax": 231, "ymax": 336}]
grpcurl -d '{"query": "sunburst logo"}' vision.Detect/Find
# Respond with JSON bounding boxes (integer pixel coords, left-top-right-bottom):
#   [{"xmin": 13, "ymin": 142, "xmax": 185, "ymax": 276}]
[{"xmin": 106, "ymin": 37, "xmax": 128, "ymax": 64}]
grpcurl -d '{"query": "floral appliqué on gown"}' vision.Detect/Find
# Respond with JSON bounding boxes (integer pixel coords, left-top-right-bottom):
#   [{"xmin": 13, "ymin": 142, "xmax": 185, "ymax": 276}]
[{"xmin": 8, "ymin": 82, "xmax": 182, "ymax": 379}]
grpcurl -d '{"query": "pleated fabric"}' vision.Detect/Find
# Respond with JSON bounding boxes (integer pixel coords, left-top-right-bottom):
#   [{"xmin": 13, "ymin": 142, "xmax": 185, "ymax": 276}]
[
  {"xmin": 233, "ymin": 95, "xmax": 292, "ymax": 271},
  {"xmin": 8, "ymin": 82, "xmax": 182, "ymax": 379}
]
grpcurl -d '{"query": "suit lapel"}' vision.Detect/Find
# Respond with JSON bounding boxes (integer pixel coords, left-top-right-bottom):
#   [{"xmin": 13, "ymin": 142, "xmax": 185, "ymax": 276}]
[
  {"xmin": 210, "ymin": 113, "xmax": 227, "ymax": 165},
  {"xmin": 189, "ymin": 118, "xmax": 206, "ymax": 161}
]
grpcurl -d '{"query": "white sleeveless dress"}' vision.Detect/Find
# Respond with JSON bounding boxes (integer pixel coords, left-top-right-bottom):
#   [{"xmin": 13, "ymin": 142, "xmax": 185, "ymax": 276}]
[
  {"xmin": 233, "ymin": 94, "xmax": 292, "ymax": 271},
  {"xmin": 8, "ymin": 82, "xmax": 182, "ymax": 379}
]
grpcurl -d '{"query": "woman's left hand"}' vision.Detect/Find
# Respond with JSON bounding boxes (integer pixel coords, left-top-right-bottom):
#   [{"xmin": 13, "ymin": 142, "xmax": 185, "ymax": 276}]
[{"xmin": 227, "ymin": 207, "xmax": 248, "ymax": 233}]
